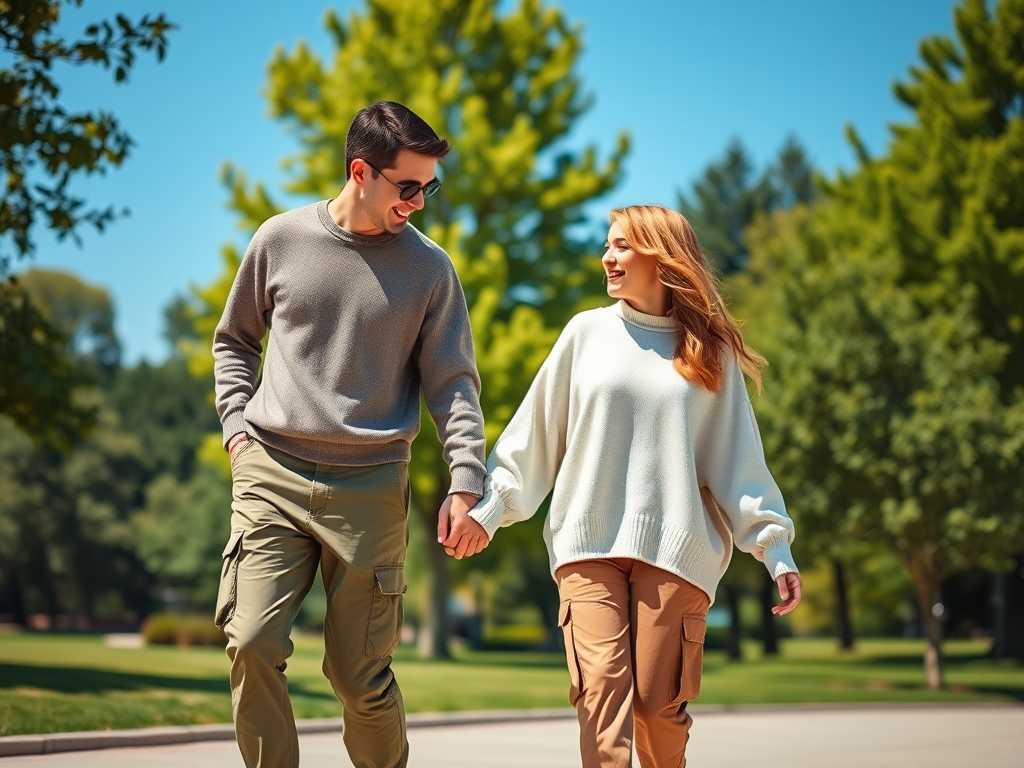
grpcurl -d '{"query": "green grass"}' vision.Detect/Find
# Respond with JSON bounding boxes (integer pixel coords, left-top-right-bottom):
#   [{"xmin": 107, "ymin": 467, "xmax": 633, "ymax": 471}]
[{"xmin": 1, "ymin": 632, "xmax": 1021, "ymax": 736}]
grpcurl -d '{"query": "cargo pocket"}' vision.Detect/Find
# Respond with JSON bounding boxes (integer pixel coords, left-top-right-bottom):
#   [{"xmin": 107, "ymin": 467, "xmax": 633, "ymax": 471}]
[
  {"xmin": 558, "ymin": 600, "xmax": 585, "ymax": 706},
  {"xmin": 673, "ymin": 614, "xmax": 708, "ymax": 704},
  {"xmin": 364, "ymin": 565, "xmax": 407, "ymax": 658},
  {"xmin": 214, "ymin": 529, "xmax": 244, "ymax": 629}
]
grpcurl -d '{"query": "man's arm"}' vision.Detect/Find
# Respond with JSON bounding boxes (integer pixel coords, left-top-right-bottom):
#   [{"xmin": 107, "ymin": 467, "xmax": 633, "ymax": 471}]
[
  {"xmin": 415, "ymin": 263, "xmax": 487, "ymax": 556},
  {"xmin": 213, "ymin": 230, "xmax": 270, "ymax": 448}
]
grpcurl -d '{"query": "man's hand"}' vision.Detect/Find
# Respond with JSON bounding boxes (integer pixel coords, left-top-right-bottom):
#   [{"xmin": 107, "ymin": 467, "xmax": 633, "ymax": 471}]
[
  {"xmin": 227, "ymin": 432, "xmax": 250, "ymax": 464},
  {"xmin": 437, "ymin": 492, "xmax": 488, "ymax": 560},
  {"xmin": 772, "ymin": 572, "xmax": 803, "ymax": 616}
]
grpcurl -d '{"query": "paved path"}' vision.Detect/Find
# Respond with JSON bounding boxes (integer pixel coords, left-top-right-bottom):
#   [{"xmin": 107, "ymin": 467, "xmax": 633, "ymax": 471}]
[{"xmin": 2, "ymin": 706, "xmax": 1022, "ymax": 766}]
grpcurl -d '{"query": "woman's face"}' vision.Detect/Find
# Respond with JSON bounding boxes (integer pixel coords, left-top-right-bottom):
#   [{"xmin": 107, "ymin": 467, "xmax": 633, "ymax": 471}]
[{"xmin": 602, "ymin": 221, "xmax": 666, "ymax": 315}]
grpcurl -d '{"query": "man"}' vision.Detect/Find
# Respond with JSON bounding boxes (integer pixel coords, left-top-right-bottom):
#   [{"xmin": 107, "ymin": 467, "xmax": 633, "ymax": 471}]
[{"xmin": 213, "ymin": 101, "xmax": 489, "ymax": 768}]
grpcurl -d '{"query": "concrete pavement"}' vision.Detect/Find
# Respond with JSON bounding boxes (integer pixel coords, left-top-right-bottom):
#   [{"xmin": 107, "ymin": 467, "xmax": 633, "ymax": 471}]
[{"xmin": 1, "ymin": 705, "xmax": 1022, "ymax": 766}]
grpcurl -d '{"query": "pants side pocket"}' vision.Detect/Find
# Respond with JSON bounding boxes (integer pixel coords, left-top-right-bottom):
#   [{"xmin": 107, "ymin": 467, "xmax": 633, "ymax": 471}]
[
  {"xmin": 364, "ymin": 564, "xmax": 407, "ymax": 658},
  {"xmin": 558, "ymin": 600, "xmax": 586, "ymax": 706},
  {"xmin": 674, "ymin": 614, "xmax": 707, "ymax": 704},
  {"xmin": 214, "ymin": 529, "xmax": 245, "ymax": 629}
]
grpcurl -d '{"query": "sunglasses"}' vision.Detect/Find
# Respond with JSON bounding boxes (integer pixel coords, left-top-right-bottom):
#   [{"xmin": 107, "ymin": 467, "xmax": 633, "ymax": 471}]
[{"xmin": 364, "ymin": 160, "xmax": 442, "ymax": 202}]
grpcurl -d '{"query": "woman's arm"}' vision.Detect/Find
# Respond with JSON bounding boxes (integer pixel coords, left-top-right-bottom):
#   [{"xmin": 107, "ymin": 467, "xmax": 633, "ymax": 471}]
[
  {"xmin": 700, "ymin": 352, "xmax": 799, "ymax": 580},
  {"xmin": 468, "ymin": 321, "xmax": 576, "ymax": 539}
]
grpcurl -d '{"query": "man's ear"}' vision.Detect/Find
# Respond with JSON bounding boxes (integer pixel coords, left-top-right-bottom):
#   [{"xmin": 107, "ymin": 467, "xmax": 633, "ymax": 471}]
[{"xmin": 350, "ymin": 158, "xmax": 367, "ymax": 186}]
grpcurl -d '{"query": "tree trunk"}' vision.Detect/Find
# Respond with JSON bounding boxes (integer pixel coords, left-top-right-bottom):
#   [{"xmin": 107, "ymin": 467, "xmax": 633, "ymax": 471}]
[
  {"xmin": 758, "ymin": 572, "xmax": 779, "ymax": 656},
  {"xmin": 414, "ymin": 480, "xmax": 451, "ymax": 659},
  {"xmin": 831, "ymin": 558, "xmax": 855, "ymax": 651},
  {"xmin": 7, "ymin": 568, "xmax": 28, "ymax": 627},
  {"xmin": 910, "ymin": 565, "xmax": 944, "ymax": 690},
  {"xmin": 997, "ymin": 554, "xmax": 1024, "ymax": 660},
  {"xmin": 993, "ymin": 570, "xmax": 1005, "ymax": 660},
  {"xmin": 724, "ymin": 584, "xmax": 742, "ymax": 661}
]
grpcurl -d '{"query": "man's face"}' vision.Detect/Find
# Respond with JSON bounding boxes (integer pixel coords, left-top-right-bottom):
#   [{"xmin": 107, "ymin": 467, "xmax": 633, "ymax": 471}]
[{"xmin": 358, "ymin": 148, "xmax": 439, "ymax": 235}]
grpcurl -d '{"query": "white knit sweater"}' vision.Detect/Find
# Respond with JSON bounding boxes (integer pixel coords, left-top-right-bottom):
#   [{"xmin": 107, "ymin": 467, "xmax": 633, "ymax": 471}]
[{"xmin": 469, "ymin": 300, "xmax": 798, "ymax": 600}]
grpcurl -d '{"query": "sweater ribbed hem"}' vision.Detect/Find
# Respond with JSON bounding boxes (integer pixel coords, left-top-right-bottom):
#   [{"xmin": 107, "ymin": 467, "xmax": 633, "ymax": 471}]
[
  {"xmin": 548, "ymin": 523, "xmax": 733, "ymax": 603},
  {"xmin": 247, "ymin": 424, "xmax": 413, "ymax": 466},
  {"xmin": 449, "ymin": 465, "xmax": 486, "ymax": 498},
  {"xmin": 222, "ymin": 413, "xmax": 249, "ymax": 447},
  {"xmin": 762, "ymin": 539, "xmax": 799, "ymax": 579},
  {"xmin": 468, "ymin": 486, "xmax": 507, "ymax": 540}
]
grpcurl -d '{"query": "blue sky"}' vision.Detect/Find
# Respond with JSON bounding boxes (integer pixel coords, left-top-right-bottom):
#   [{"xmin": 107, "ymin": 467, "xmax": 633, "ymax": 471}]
[{"xmin": 19, "ymin": 0, "xmax": 959, "ymax": 364}]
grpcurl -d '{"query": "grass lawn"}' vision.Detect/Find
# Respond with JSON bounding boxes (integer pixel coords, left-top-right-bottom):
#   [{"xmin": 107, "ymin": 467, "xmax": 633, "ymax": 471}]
[{"xmin": 1, "ymin": 631, "xmax": 1021, "ymax": 736}]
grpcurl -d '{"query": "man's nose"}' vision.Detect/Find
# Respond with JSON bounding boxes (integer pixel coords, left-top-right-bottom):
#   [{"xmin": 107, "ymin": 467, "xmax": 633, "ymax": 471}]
[{"xmin": 408, "ymin": 190, "xmax": 426, "ymax": 210}]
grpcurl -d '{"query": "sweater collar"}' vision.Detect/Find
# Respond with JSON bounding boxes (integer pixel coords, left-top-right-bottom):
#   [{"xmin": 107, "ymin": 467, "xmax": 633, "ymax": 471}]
[
  {"xmin": 615, "ymin": 300, "xmax": 676, "ymax": 331},
  {"xmin": 318, "ymin": 200, "xmax": 402, "ymax": 247}
]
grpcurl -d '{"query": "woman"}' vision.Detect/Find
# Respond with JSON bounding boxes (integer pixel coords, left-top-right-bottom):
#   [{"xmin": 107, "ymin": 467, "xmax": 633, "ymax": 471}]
[{"xmin": 466, "ymin": 204, "xmax": 802, "ymax": 768}]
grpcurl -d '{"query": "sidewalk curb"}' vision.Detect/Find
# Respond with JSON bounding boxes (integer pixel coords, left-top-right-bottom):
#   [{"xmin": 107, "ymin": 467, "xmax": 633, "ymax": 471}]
[
  {"xmin": 2, "ymin": 702, "xmax": 1021, "ymax": 758},
  {"xmin": 0, "ymin": 709, "xmax": 577, "ymax": 758}
]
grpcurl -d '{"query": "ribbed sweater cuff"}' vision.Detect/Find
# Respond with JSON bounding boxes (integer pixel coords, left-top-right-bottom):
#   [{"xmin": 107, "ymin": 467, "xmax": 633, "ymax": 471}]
[
  {"xmin": 448, "ymin": 466, "xmax": 486, "ymax": 499},
  {"xmin": 222, "ymin": 414, "xmax": 248, "ymax": 448},
  {"xmin": 763, "ymin": 540, "xmax": 799, "ymax": 580},
  {"xmin": 468, "ymin": 488, "xmax": 507, "ymax": 540}
]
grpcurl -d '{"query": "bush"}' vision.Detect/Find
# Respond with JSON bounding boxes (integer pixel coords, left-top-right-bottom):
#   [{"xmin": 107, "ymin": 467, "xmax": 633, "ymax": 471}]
[{"xmin": 140, "ymin": 613, "xmax": 227, "ymax": 648}]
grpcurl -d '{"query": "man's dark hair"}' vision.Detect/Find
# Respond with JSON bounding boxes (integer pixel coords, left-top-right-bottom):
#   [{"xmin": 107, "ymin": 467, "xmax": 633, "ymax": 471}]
[{"xmin": 344, "ymin": 101, "xmax": 450, "ymax": 179}]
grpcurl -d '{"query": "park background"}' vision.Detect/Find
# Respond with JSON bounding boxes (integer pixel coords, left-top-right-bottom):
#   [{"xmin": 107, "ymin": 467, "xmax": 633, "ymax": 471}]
[{"xmin": 1, "ymin": 0, "xmax": 1023, "ymax": 736}]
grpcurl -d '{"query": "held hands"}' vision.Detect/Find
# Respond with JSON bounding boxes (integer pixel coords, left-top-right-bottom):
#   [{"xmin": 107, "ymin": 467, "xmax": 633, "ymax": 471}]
[
  {"xmin": 437, "ymin": 492, "xmax": 489, "ymax": 560},
  {"xmin": 772, "ymin": 572, "xmax": 803, "ymax": 616}
]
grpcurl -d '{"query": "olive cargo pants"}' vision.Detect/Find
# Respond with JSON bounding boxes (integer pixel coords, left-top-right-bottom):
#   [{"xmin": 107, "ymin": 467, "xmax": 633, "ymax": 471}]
[{"xmin": 215, "ymin": 439, "xmax": 410, "ymax": 768}]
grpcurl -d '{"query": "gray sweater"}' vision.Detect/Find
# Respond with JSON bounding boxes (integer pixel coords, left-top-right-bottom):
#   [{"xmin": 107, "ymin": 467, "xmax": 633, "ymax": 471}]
[{"xmin": 213, "ymin": 200, "xmax": 486, "ymax": 496}]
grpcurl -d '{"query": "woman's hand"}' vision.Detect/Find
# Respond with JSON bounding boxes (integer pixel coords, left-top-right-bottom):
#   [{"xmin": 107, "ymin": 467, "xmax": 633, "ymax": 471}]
[
  {"xmin": 772, "ymin": 572, "xmax": 802, "ymax": 615},
  {"xmin": 437, "ymin": 492, "xmax": 489, "ymax": 559}
]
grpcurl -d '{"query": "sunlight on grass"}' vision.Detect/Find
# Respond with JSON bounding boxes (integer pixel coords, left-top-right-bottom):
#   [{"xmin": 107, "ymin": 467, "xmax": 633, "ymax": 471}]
[{"xmin": 1, "ymin": 631, "xmax": 1020, "ymax": 736}]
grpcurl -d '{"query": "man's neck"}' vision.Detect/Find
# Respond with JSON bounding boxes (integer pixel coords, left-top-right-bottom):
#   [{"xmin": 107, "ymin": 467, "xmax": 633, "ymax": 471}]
[{"xmin": 328, "ymin": 185, "xmax": 383, "ymax": 235}]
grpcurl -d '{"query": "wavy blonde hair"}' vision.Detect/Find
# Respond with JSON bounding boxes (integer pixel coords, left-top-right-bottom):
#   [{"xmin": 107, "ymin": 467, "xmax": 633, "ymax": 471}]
[{"xmin": 609, "ymin": 205, "xmax": 765, "ymax": 393}]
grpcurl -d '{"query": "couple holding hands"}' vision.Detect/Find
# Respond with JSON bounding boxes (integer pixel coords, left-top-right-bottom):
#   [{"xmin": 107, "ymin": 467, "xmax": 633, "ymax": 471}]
[{"xmin": 213, "ymin": 101, "xmax": 801, "ymax": 768}]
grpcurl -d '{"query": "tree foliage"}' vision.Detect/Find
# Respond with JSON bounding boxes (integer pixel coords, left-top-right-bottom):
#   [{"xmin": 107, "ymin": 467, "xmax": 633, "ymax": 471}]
[
  {"xmin": 0, "ymin": 276, "xmax": 93, "ymax": 448},
  {"xmin": 19, "ymin": 266, "xmax": 120, "ymax": 378},
  {"xmin": 0, "ymin": 0, "xmax": 174, "ymax": 270},
  {"xmin": 0, "ymin": 0, "xmax": 175, "ymax": 445},
  {"xmin": 736, "ymin": 0, "xmax": 1024, "ymax": 688},
  {"xmin": 678, "ymin": 136, "xmax": 814, "ymax": 275}
]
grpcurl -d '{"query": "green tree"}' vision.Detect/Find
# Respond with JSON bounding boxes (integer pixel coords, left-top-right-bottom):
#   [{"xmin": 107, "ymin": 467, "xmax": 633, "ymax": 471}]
[
  {"xmin": 182, "ymin": 0, "xmax": 627, "ymax": 657},
  {"xmin": 19, "ymin": 267, "xmax": 120, "ymax": 378},
  {"xmin": 0, "ymin": 271, "xmax": 153, "ymax": 625},
  {"xmin": 741, "ymin": 0, "xmax": 1024, "ymax": 685},
  {"xmin": 746, "ymin": 205, "xmax": 1024, "ymax": 688},
  {"xmin": 731, "ymin": 3, "xmax": 1024, "ymax": 681},
  {"xmin": 0, "ymin": 276, "xmax": 93, "ymax": 450},
  {"xmin": 0, "ymin": 401, "xmax": 152, "ymax": 625},
  {"xmin": 0, "ymin": 0, "xmax": 174, "ymax": 443},
  {"xmin": 132, "ymin": 465, "xmax": 232, "ymax": 611},
  {"xmin": 677, "ymin": 136, "xmax": 813, "ymax": 276}
]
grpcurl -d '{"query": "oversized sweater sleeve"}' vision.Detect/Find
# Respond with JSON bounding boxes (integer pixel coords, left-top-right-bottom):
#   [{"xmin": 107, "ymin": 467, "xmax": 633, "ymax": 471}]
[
  {"xmin": 468, "ymin": 321, "xmax": 575, "ymax": 539},
  {"xmin": 698, "ymin": 352, "xmax": 798, "ymax": 580},
  {"xmin": 416, "ymin": 263, "xmax": 486, "ymax": 497},
  {"xmin": 213, "ymin": 228, "xmax": 271, "ymax": 447}
]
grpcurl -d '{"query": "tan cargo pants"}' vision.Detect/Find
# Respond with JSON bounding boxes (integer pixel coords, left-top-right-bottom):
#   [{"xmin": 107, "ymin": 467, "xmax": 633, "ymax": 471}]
[
  {"xmin": 555, "ymin": 558, "xmax": 710, "ymax": 768},
  {"xmin": 215, "ymin": 438, "xmax": 410, "ymax": 768}
]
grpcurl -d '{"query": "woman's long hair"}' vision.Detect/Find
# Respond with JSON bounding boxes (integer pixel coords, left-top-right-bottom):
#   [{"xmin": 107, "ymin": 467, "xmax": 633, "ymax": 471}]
[{"xmin": 609, "ymin": 205, "xmax": 766, "ymax": 393}]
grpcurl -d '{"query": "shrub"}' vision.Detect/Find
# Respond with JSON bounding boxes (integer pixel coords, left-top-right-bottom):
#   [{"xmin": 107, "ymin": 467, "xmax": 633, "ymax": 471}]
[{"xmin": 141, "ymin": 613, "xmax": 227, "ymax": 648}]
